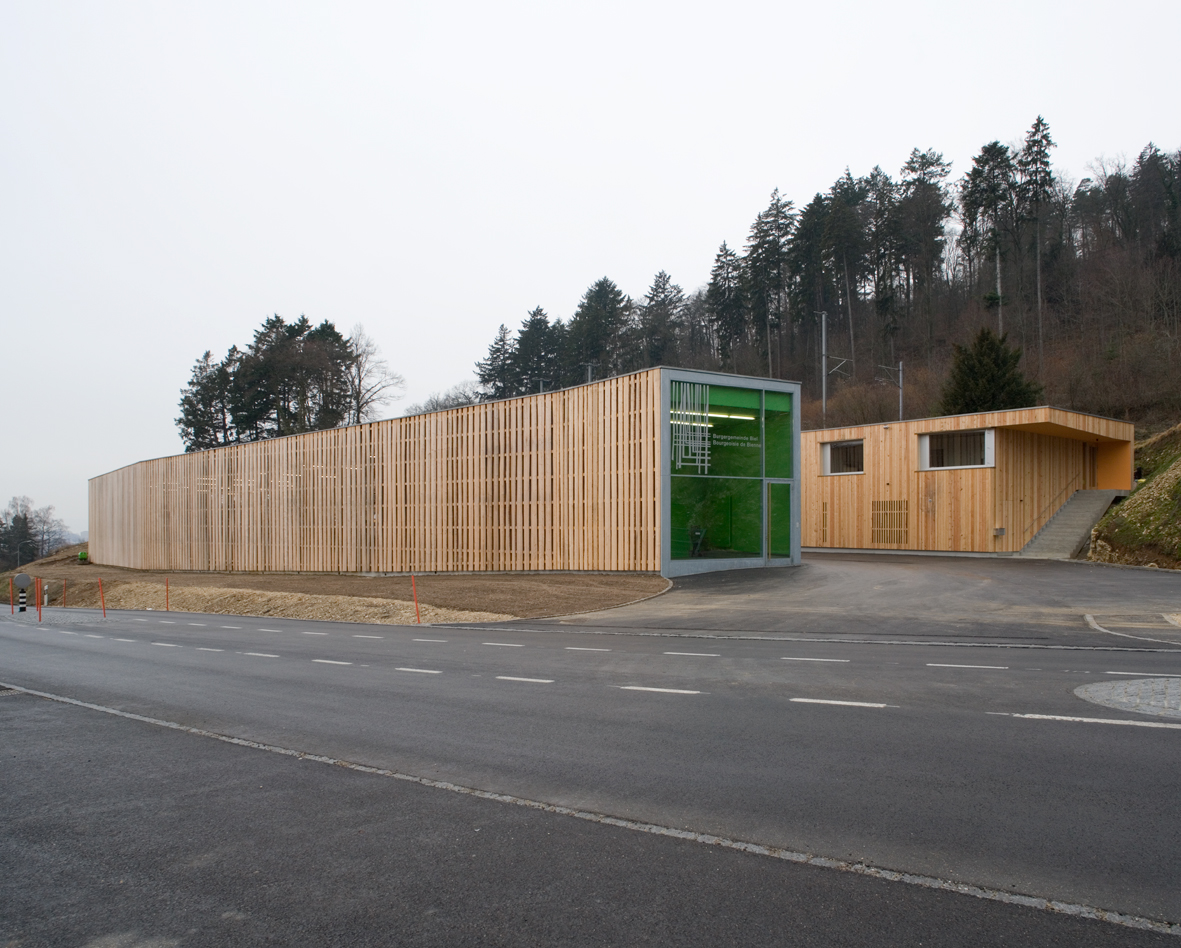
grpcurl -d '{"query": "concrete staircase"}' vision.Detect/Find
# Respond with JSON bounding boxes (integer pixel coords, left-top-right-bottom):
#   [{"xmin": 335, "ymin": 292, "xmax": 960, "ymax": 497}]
[{"xmin": 1019, "ymin": 489, "xmax": 1127, "ymax": 559}]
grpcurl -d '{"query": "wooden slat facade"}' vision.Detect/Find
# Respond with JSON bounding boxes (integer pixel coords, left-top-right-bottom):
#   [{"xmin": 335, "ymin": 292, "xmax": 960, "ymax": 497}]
[
  {"xmin": 801, "ymin": 407, "xmax": 1134, "ymax": 553},
  {"xmin": 90, "ymin": 369, "xmax": 663, "ymax": 573}
]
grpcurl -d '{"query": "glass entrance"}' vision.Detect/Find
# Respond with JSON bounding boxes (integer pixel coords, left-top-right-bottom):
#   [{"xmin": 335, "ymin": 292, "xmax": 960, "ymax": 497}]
[{"xmin": 767, "ymin": 481, "xmax": 792, "ymax": 559}]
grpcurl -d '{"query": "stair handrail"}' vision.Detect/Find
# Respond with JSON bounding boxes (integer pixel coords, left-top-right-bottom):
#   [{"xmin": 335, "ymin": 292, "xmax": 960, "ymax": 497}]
[{"xmin": 1021, "ymin": 473, "xmax": 1084, "ymax": 544}]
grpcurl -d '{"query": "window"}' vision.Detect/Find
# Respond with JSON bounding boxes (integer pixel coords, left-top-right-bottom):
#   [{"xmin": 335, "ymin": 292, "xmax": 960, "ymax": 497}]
[
  {"xmin": 823, "ymin": 440, "xmax": 864, "ymax": 475},
  {"xmin": 919, "ymin": 430, "xmax": 994, "ymax": 470}
]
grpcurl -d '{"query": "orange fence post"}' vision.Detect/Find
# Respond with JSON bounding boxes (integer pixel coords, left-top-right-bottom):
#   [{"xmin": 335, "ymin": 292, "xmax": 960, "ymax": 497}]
[
  {"xmin": 98, "ymin": 578, "xmax": 106, "ymax": 618},
  {"xmin": 166, "ymin": 577, "xmax": 169, "ymax": 612},
  {"xmin": 411, "ymin": 575, "xmax": 421, "ymax": 624}
]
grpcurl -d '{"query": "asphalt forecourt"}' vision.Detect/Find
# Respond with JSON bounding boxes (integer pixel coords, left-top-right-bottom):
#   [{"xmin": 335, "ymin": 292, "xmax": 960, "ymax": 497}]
[{"xmin": 3, "ymin": 607, "xmax": 1180, "ymax": 938}]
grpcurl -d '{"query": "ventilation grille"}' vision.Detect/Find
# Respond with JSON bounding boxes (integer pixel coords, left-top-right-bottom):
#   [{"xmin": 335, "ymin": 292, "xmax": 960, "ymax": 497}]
[
  {"xmin": 871, "ymin": 500, "xmax": 908, "ymax": 545},
  {"xmin": 821, "ymin": 502, "xmax": 829, "ymax": 544}
]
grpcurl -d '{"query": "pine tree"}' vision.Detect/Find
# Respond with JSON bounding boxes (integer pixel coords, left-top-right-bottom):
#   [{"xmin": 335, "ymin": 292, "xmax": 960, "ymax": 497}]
[
  {"xmin": 744, "ymin": 191, "xmax": 796, "ymax": 376},
  {"xmin": 705, "ymin": 243, "xmax": 746, "ymax": 363},
  {"xmin": 564, "ymin": 278, "xmax": 630, "ymax": 383},
  {"xmin": 637, "ymin": 271, "xmax": 685, "ymax": 367},
  {"xmin": 1017, "ymin": 116, "xmax": 1056, "ymax": 374},
  {"xmin": 475, "ymin": 324, "xmax": 518, "ymax": 399},
  {"xmin": 939, "ymin": 327, "xmax": 1042, "ymax": 414},
  {"xmin": 513, "ymin": 307, "xmax": 564, "ymax": 392},
  {"xmin": 962, "ymin": 143, "xmax": 1017, "ymax": 333}
]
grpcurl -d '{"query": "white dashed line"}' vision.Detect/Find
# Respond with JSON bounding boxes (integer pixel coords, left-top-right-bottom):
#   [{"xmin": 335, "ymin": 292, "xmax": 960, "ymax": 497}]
[
  {"xmin": 188, "ymin": 623, "xmax": 206, "ymax": 627},
  {"xmin": 113, "ymin": 638, "xmax": 136, "ymax": 643},
  {"xmin": 396, "ymin": 667, "xmax": 442, "ymax": 674},
  {"xmin": 927, "ymin": 663, "xmax": 1008, "ymax": 670},
  {"xmin": 791, "ymin": 698, "xmax": 893, "ymax": 708},
  {"xmin": 313, "ymin": 659, "xmax": 351, "ymax": 665},
  {"xmin": 302, "ymin": 631, "xmax": 328, "ymax": 636},
  {"xmin": 196, "ymin": 647, "xmax": 223, "ymax": 652},
  {"xmin": 496, "ymin": 676, "xmax": 554, "ymax": 684},
  {"xmin": 483, "ymin": 642, "xmax": 524, "ymax": 647},
  {"xmin": 259, "ymin": 629, "xmax": 282, "ymax": 633},
  {"xmin": 221, "ymin": 626, "xmax": 241, "ymax": 629},
  {"xmin": 619, "ymin": 686, "xmax": 701, "ymax": 695},
  {"xmin": 353, "ymin": 635, "xmax": 383, "ymax": 639},
  {"xmin": 413, "ymin": 638, "xmax": 447, "ymax": 643},
  {"xmin": 782, "ymin": 657, "xmax": 849, "ymax": 663},
  {"xmin": 58, "ymin": 631, "xmax": 77, "ymax": 635},
  {"xmin": 159, "ymin": 621, "xmax": 175, "ymax": 624},
  {"xmin": 566, "ymin": 647, "xmax": 611, "ymax": 651},
  {"xmin": 84, "ymin": 635, "xmax": 104, "ymax": 639},
  {"xmin": 664, "ymin": 651, "xmax": 719, "ymax": 657},
  {"xmin": 152, "ymin": 642, "xmax": 181, "ymax": 648},
  {"xmin": 132, "ymin": 619, "xmax": 148, "ymax": 622},
  {"xmin": 242, "ymin": 652, "xmax": 279, "ymax": 658},
  {"xmin": 1104, "ymin": 671, "xmax": 1181, "ymax": 677},
  {"xmin": 995, "ymin": 712, "xmax": 1181, "ymax": 730}
]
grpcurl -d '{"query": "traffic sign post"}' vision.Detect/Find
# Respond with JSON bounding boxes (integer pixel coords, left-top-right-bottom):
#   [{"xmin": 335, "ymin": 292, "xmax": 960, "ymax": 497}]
[{"xmin": 13, "ymin": 573, "xmax": 31, "ymax": 613}]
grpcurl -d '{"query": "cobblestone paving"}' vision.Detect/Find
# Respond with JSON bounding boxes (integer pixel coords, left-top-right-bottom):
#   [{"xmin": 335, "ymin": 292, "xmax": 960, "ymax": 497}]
[{"xmin": 1076, "ymin": 678, "xmax": 1181, "ymax": 719}]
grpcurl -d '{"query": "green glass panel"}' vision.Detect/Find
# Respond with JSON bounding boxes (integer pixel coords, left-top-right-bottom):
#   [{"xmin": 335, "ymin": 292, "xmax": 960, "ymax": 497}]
[
  {"xmin": 764, "ymin": 391, "xmax": 793, "ymax": 478},
  {"xmin": 767, "ymin": 482, "xmax": 792, "ymax": 558},
  {"xmin": 705, "ymin": 385, "xmax": 761, "ymax": 477},
  {"xmin": 670, "ymin": 476, "xmax": 762, "ymax": 560}
]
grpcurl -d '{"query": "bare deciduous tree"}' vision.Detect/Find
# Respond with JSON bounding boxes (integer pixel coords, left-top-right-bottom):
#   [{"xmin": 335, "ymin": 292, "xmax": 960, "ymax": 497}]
[{"xmin": 345, "ymin": 324, "xmax": 405, "ymax": 424}]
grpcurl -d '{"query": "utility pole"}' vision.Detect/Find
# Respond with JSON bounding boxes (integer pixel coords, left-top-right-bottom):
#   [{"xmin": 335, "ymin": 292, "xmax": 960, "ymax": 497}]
[
  {"xmin": 876, "ymin": 360, "xmax": 904, "ymax": 421},
  {"xmin": 582, "ymin": 363, "xmax": 596, "ymax": 384},
  {"xmin": 819, "ymin": 311, "xmax": 850, "ymax": 426}
]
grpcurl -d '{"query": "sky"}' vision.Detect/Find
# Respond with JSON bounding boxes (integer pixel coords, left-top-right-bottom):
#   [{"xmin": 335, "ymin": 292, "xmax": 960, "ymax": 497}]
[{"xmin": 2, "ymin": 0, "xmax": 1178, "ymax": 534}]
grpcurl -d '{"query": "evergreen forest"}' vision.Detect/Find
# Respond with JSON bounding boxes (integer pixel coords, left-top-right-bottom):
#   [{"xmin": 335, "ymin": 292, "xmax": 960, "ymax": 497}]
[{"xmin": 463, "ymin": 118, "xmax": 1180, "ymax": 428}]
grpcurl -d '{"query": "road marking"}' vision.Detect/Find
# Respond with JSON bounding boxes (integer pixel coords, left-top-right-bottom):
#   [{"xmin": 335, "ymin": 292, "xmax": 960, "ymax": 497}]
[
  {"xmin": 196, "ymin": 647, "xmax": 223, "ymax": 652},
  {"xmin": 791, "ymin": 698, "xmax": 893, "ymax": 708},
  {"xmin": 566, "ymin": 646, "xmax": 610, "ymax": 651},
  {"xmin": 301, "ymin": 631, "xmax": 328, "ymax": 636},
  {"xmin": 242, "ymin": 652, "xmax": 279, "ymax": 658},
  {"xmin": 664, "ymin": 651, "xmax": 719, "ymax": 657},
  {"xmin": 132, "ymin": 618, "xmax": 147, "ymax": 622},
  {"xmin": 188, "ymin": 623, "xmax": 206, "ymax": 627},
  {"xmin": 927, "ymin": 663, "xmax": 1008, "ymax": 670},
  {"xmin": 159, "ymin": 621, "xmax": 175, "ymax": 624},
  {"xmin": 221, "ymin": 626, "xmax": 241, "ymax": 629},
  {"xmin": 1084, "ymin": 614, "xmax": 1178, "ymax": 645},
  {"xmin": 84, "ymin": 634, "xmax": 104, "ymax": 638},
  {"xmin": 496, "ymin": 676, "xmax": 554, "ymax": 683},
  {"xmin": 996, "ymin": 712, "xmax": 1181, "ymax": 730},
  {"xmin": 1104, "ymin": 671, "xmax": 1181, "ymax": 678},
  {"xmin": 396, "ymin": 667, "xmax": 442, "ymax": 674},
  {"xmin": 483, "ymin": 642, "xmax": 524, "ymax": 647},
  {"xmin": 782, "ymin": 657, "xmax": 849, "ymax": 663},
  {"xmin": 353, "ymin": 635, "xmax": 383, "ymax": 639},
  {"xmin": 619, "ymin": 686, "xmax": 701, "ymax": 695},
  {"xmin": 4, "ymin": 680, "xmax": 1174, "ymax": 941},
  {"xmin": 58, "ymin": 631, "xmax": 77, "ymax": 635},
  {"xmin": 260, "ymin": 629, "xmax": 282, "ymax": 633},
  {"xmin": 113, "ymin": 638, "xmax": 136, "ymax": 642},
  {"xmin": 152, "ymin": 642, "xmax": 181, "ymax": 648},
  {"xmin": 313, "ymin": 659, "xmax": 351, "ymax": 665},
  {"xmin": 413, "ymin": 638, "xmax": 447, "ymax": 643}
]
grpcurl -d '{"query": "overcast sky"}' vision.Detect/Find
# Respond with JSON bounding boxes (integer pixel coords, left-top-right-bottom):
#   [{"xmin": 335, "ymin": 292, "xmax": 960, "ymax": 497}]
[{"xmin": 2, "ymin": 0, "xmax": 1177, "ymax": 534}]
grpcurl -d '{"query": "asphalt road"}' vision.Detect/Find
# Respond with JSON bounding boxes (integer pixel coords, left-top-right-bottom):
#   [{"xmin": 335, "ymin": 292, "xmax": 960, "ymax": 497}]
[{"xmin": 3, "ymin": 554, "xmax": 1180, "ymax": 945}]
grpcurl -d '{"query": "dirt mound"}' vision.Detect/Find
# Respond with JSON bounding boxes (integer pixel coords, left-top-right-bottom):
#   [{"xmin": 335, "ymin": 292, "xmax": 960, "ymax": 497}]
[
  {"xmin": 24, "ymin": 579, "xmax": 512, "ymax": 625},
  {"xmin": 1089, "ymin": 423, "xmax": 1181, "ymax": 570}
]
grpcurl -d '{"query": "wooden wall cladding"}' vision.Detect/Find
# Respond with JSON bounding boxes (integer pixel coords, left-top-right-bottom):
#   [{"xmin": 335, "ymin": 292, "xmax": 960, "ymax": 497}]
[
  {"xmin": 801, "ymin": 407, "xmax": 1133, "ymax": 553},
  {"xmin": 90, "ymin": 369, "xmax": 663, "ymax": 573}
]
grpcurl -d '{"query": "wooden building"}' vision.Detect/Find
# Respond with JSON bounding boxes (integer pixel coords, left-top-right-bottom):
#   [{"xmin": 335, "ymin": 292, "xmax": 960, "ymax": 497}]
[
  {"xmin": 801, "ymin": 407, "xmax": 1134, "ymax": 554},
  {"xmin": 90, "ymin": 368, "xmax": 802, "ymax": 578}
]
